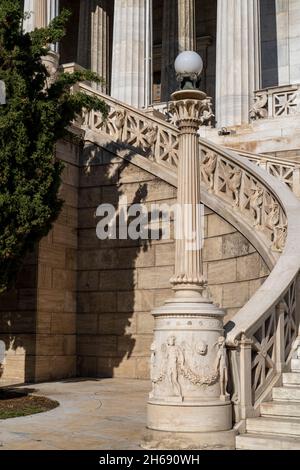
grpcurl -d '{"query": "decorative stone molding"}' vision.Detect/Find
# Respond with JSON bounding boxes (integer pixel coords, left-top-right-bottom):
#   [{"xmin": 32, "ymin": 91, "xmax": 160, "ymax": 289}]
[{"xmin": 249, "ymin": 92, "xmax": 268, "ymax": 120}]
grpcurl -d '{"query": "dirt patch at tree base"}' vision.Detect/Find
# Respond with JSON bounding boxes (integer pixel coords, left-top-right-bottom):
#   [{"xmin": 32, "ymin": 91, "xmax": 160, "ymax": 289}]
[{"xmin": 0, "ymin": 389, "xmax": 59, "ymax": 419}]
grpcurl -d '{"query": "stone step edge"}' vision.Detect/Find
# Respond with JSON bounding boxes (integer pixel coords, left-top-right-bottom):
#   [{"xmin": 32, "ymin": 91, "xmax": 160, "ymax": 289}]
[{"xmin": 236, "ymin": 433, "xmax": 300, "ymax": 449}]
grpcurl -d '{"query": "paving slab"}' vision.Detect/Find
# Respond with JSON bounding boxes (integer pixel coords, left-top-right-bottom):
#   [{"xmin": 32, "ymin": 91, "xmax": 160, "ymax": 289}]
[{"xmin": 0, "ymin": 379, "xmax": 149, "ymax": 450}]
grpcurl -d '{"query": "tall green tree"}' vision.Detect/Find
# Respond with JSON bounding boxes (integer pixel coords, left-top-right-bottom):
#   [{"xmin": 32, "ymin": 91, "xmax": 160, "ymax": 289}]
[{"xmin": 0, "ymin": 0, "xmax": 107, "ymax": 292}]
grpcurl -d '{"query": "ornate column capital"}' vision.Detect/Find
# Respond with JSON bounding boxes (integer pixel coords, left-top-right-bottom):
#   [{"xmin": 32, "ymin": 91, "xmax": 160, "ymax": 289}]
[{"xmin": 170, "ymin": 93, "xmax": 209, "ymax": 133}]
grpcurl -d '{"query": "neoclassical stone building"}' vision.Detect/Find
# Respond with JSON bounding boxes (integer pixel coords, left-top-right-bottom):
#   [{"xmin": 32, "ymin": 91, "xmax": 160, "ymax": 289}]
[{"xmin": 1, "ymin": 0, "xmax": 300, "ymax": 449}]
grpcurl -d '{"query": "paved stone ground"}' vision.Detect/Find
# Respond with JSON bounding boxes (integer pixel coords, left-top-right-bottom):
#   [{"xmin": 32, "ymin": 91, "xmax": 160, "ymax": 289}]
[{"xmin": 0, "ymin": 379, "xmax": 149, "ymax": 450}]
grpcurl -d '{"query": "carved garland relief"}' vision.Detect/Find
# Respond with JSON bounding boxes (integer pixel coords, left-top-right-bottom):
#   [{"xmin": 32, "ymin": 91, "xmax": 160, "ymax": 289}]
[{"xmin": 150, "ymin": 335, "xmax": 229, "ymax": 401}]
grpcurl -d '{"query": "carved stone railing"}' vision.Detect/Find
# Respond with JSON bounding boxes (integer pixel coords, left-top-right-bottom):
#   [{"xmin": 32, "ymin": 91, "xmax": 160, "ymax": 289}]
[
  {"xmin": 79, "ymin": 83, "xmax": 179, "ymax": 171},
  {"xmin": 75, "ymin": 83, "xmax": 300, "ymax": 424},
  {"xmin": 228, "ymin": 149, "xmax": 300, "ymax": 199},
  {"xmin": 250, "ymin": 84, "xmax": 300, "ymax": 120}
]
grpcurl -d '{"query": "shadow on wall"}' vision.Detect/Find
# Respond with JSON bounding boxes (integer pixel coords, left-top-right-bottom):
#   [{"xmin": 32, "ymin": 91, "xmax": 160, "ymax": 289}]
[
  {"xmin": 0, "ymin": 249, "xmax": 39, "ymax": 384},
  {"xmin": 77, "ymin": 137, "xmax": 170, "ymax": 379}
]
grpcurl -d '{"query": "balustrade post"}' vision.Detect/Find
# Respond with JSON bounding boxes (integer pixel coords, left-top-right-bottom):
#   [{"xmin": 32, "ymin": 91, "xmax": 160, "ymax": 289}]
[
  {"xmin": 239, "ymin": 335, "xmax": 254, "ymax": 420},
  {"xmin": 258, "ymin": 160, "xmax": 268, "ymax": 171},
  {"xmin": 276, "ymin": 303, "xmax": 286, "ymax": 373},
  {"xmin": 268, "ymin": 91, "xmax": 273, "ymax": 118},
  {"xmin": 292, "ymin": 166, "xmax": 300, "ymax": 199}
]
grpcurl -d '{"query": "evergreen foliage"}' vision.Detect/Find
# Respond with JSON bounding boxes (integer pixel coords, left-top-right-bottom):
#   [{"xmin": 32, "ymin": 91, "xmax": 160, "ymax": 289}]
[{"xmin": 0, "ymin": 0, "xmax": 108, "ymax": 292}]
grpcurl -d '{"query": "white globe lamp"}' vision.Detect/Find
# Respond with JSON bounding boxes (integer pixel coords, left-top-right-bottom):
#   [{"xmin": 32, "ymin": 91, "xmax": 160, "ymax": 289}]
[{"xmin": 174, "ymin": 51, "xmax": 203, "ymax": 90}]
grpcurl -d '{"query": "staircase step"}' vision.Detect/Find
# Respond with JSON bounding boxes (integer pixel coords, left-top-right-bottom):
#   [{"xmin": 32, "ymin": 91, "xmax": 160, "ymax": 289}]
[
  {"xmin": 246, "ymin": 416, "xmax": 300, "ymax": 436},
  {"xmin": 260, "ymin": 400, "xmax": 300, "ymax": 418},
  {"xmin": 236, "ymin": 433, "xmax": 300, "ymax": 450},
  {"xmin": 283, "ymin": 373, "xmax": 300, "ymax": 386},
  {"xmin": 273, "ymin": 386, "xmax": 300, "ymax": 401}
]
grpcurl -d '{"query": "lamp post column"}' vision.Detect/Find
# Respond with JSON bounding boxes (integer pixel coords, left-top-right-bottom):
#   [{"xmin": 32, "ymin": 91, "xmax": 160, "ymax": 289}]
[{"xmin": 144, "ymin": 53, "xmax": 235, "ymax": 450}]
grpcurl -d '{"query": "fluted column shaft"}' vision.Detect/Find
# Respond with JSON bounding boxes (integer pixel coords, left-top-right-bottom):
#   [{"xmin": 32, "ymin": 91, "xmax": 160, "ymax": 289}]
[
  {"xmin": 35, "ymin": 0, "xmax": 48, "ymax": 28},
  {"xmin": 23, "ymin": 0, "xmax": 59, "ymax": 32},
  {"xmin": 111, "ymin": 0, "xmax": 151, "ymax": 108},
  {"xmin": 171, "ymin": 94, "xmax": 207, "ymax": 294},
  {"xmin": 276, "ymin": 0, "xmax": 300, "ymax": 85},
  {"xmin": 178, "ymin": 0, "xmax": 196, "ymax": 52},
  {"xmin": 215, "ymin": 0, "xmax": 260, "ymax": 127},
  {"xmin": 77, "ymin": 0, "xmax": 110, "ymax": 93}
]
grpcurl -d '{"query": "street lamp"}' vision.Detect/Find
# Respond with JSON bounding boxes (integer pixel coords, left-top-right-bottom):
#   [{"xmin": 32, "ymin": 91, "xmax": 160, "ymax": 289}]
[
  {"xmin": 144, "ymin": 52, "xmax": 234, "ymax": 450},
  {"xmin": 175, "ymin": 50, "xmax": 203, "ymax": 90}
]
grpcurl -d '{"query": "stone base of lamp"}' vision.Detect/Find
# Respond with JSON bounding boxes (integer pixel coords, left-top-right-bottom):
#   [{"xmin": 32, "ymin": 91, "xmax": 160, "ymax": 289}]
[
  {"xmin": 145, "ymin": 292, "xmax": 234, "ymax": 449},
  {"xmin": 142, "ymin": 428, "xmax": 236, "ymax": 450},
  {"xmin": 147, "ymin": 399, "xmax": 232, "ymax": 434}
]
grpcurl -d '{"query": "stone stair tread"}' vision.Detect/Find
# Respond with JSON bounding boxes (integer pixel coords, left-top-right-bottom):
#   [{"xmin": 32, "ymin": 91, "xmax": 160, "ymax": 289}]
[
  {"xmin": 236, "ymin": 433, "xmax": 300, "ymax": 450},
  {"xmin": 247, "ymin": 416, "xmax": 300, "ymax": 424},
  {"xmin": 272, "ymin": 386, "xmax": 300, "ymax": 401},
  {"xmin": 261, "ymin": 400, "xmax": 300, "ymax": 418},
  {"xmin": 283, "ymin": 373, "xmax": 300, "ymax": 385},
  {"xmin": 246, "ymin": 415, "xmax": 300, "ymax": 437}
]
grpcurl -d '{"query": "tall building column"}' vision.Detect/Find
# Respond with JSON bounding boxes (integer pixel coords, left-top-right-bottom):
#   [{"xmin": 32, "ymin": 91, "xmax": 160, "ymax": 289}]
[
  {"xmin": 23, "ymin": 0, "xmax": 36, "ymax": 32},
  {"xmin": 35, "ymin": 0, "xmax": 48, "ymax": 28},
  {"xmin": 23, "ymin": 0, "xmax": 58, "ymax": 32},
  {"xmin": 111, "ymin": 0, "xmax": 152, "ymax": 108},
  {"xmin": 215, "ymin": 0, "xmax": 261, "ymax": 128},
  {"xmin": 77, "ymin": 1, "xmax": 111, "ymax": 93},
  {"xmin": 161, "ymin": 0, "xmax": 196, "ymax": 102},
  {"xmin": 178, "ymin": 0, "xmax": 196, "ymax": 52},
  {"xmin": 276, "ymin": 0, "xmax": 300, "ymax": 85}
]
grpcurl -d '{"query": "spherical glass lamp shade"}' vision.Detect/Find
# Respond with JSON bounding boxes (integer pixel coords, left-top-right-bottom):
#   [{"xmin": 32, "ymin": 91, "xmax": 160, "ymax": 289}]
[{"xmin": 174, "ymin": 51, "xmax": 203, "ymax": 76}]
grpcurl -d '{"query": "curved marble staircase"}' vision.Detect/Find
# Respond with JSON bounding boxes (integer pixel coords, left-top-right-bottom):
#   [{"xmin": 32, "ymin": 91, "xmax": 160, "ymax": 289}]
[{"xmin": 74, "ymin": 82, "xmax": 300, "ymax": 449}]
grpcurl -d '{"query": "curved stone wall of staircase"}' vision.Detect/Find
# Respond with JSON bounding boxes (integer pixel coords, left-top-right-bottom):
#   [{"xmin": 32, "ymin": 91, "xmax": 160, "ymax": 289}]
[{"xmin": 77, "ymin": 143, "xmax": 269, "ymax": 380}]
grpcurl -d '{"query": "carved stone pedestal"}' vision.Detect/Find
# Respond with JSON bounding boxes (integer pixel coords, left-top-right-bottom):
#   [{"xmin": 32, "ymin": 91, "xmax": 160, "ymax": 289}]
[
  {"xmin": 144, "ymin": 88, "xmax": 235, "ymax": 449},
  {"xmin": 144, "ymin": 296, "xmax": 235, "ymax": 449}
]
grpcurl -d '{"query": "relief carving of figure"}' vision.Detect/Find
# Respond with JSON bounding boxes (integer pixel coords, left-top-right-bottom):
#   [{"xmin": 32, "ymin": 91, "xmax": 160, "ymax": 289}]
[
  {"xmin": 266, "ymin": 201, "xmax": 280, "ymax": 231},
  {"xmin": 272, "ymin": 223, "xmax": 287, "ymax": 252},
  {"xmin": 202, "ymin": 152, "xmax": 217, "ymax": 192},
  {"xmin": 226, "ymin": 168, "xmax": 242, "ymax": 207},
  {"xmin": 163, "ymin": 335, "xmax": 185, "ymax": 398},
  {"xmin": 250, "ymin": 186, "xmax": 264, "ymax": 227},
  {"xmin": 214, "ymin": 337, "xmax": 229, "ymax": 398},
  {"xmin": 249, "ymin": 92, "xmax": 268, "ymax": 120},
  {"xmin": 200, "ymin": 97, "xmax": 215, "ymax": 127},
  {"xmin": 145, "ymin": 123, "xmax": 158, "ymax": 150}
]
